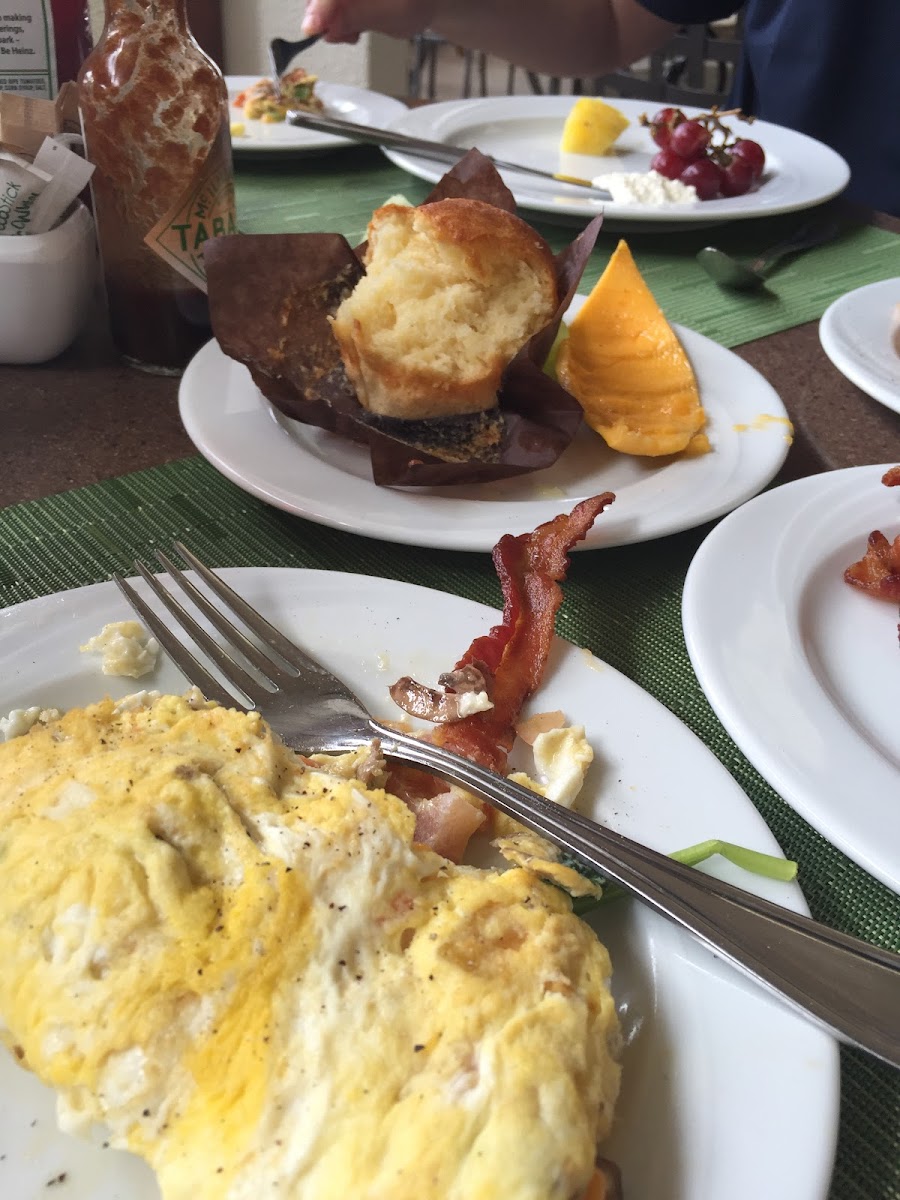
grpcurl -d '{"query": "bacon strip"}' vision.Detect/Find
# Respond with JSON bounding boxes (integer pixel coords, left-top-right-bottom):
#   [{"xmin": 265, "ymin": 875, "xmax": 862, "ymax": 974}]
[
  {"xmin": 406, "ymin": 791, "xmax": 486, "ymax": 862},
  {"xmin": 431, "ymin": 493, "xmax": 615, "ymax": 773},
  {"xmin": 843, "ymin": 467, "xmax": 900, "ymax": 600},
  {"xmin": 844, "ymin": 529, "xmax": 900, "ymax": 599},
  {"xmin": 385, "ymin": 494, "xmax": 614, "ymax": 855}
]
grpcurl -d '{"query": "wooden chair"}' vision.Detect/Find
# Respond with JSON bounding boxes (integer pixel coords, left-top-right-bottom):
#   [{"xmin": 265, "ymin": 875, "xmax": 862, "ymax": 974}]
[{"xmin": 408, "ymin": 16, "xmax": 744, "ymax": 108}]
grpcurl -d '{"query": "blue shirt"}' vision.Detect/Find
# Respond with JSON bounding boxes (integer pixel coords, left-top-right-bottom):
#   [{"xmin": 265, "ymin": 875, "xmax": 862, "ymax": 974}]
[{"xmin": 637, "ymin": 0, "xmax": 900, "ymax": 215}]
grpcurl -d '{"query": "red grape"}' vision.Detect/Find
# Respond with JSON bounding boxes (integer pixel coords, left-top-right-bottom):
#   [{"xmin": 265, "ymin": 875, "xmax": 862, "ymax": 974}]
[
  {"xmin": 669, "ymin": 119, "xmax": 710, "ymax": 162},
  {"xmin": 649, "ymin": 106, "xmax": 683, "ymax": 149},
  {"xmin": 731, "ymin": 138, "xmax": 766, "ymax": 180},
  {"xmin": 651, "ymin": 147, "xmax": 689, "ymax": 180},
  {"xmin": 679, "ymin": 158, "xmax": 724, "ymax": 200},
  {"xmin": 721, "ymin": 156, "xmax": 755, "ymax": 197}
]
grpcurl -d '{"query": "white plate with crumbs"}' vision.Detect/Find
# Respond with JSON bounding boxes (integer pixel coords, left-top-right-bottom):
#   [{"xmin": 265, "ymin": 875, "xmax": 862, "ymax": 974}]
[
  {"xmin": 819, "ymin": 278, "xmax": 900, "ymax": 416},
  {"xmin": 682, "ymin": 464, "xmax": 900, "ymax": 891},
  {"xmin": 0, "ymin": 569, "xmax": 837, "ymax": 1200},
  {"xmin": 227, "ymin": 76, "xmax": 407, "ymax": 155},
  {"xmin": 179, "ymin": 295, "xmax": 792, "ymax": 553},
  {"xmin": 381, "ymin": 95, "xmax": 850, "ymax": 226}
]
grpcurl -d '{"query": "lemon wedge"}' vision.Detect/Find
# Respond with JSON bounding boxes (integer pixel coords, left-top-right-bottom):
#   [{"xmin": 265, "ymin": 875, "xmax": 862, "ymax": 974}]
[{"xmin": 560, "ymin": 98, "xmax": 629, "ymax": 156}]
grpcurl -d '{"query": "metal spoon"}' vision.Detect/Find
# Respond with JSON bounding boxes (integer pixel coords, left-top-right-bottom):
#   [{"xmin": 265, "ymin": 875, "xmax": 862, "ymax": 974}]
[
  {"xmin": 268, "ymin": 34, "xmax": 322, "ymax": 80},
  {"xmin": 697, "ymin": 217, "xmax": 841, "ymax": 291}
]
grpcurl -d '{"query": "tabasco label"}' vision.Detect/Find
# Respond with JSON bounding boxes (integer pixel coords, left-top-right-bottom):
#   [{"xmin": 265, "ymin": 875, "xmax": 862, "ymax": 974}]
[{"xmin": 144, "ymin": 136, "xmax": 237, "ymax": 294}]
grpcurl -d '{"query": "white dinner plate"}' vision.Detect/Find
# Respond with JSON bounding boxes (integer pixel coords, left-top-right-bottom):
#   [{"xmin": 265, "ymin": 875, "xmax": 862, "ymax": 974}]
[
  {"xmin": 0, "ymin": 569, "xmax": 838, "ymax": 1200},
  {"xmin": 683, "ymin": 463, "xmax": 900, "ymax": 891},
  {"xmin": 382, "ymin": 96, "xmax": 850, "ymax": 227},
  {"xmin": 179, "ymin": 295, "xmax": 791, "ymax": 552},
  {"xmin": 227, "ymin": 75, "xmax": 407, "ymax": 155},
  {"xmin": 819, "ymin": 278, "xmax": 900, "ymax": 416}
]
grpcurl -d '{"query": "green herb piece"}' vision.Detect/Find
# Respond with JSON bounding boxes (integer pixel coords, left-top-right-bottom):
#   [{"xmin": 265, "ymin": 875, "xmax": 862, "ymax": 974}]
[{"xmin": 565, "ymin": 839, "xmax": 797, "ymax": 917}]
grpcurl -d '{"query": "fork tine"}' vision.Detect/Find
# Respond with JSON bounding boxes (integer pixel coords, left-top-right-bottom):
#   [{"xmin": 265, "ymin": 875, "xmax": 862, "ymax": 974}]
[
  {"xmin": 113, "ymin": 574, "xmax": 240, "ymax": 709},
  {"xmin": 131, "ymin": 561, "xmax": 268, "ymax": 705},
  {"xmin": 155, "ymin": 550, "xmax": 287, "ymax": 686},
  {"xmin": 172, "ymin": 542, "xmax": 330, "ymax": 676}
]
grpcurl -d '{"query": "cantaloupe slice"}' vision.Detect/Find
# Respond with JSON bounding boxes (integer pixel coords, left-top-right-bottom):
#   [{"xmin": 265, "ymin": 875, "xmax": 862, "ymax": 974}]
[
  {"xmin": 560, "ymin": 98, "xmax": 629, "ymax": 156},
  {"xmin": 556, "ymin": 240, "xmax": 708, "ymax": 457}
]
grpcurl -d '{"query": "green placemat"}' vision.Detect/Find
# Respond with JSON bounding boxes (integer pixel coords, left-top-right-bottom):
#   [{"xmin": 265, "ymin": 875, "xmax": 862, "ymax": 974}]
[
  {"xmin": 235, "ymin": 147, "xmax": 900, "ymax": 350},
  {"xmin": 1, "ymin": 455, "xmax": 899, "ymax": 1199}
]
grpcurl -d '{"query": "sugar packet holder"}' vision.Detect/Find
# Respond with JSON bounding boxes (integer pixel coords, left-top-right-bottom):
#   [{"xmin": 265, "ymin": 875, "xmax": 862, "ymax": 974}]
[{"xmin": 0, "ymin": 135, "xmax": 94, "ymax": 236}]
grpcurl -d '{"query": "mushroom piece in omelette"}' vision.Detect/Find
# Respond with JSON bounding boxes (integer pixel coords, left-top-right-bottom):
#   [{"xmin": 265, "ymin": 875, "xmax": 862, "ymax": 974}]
[{"xmin": 0, "ymin": 692, "xmax": 621, "ymax": 1200}]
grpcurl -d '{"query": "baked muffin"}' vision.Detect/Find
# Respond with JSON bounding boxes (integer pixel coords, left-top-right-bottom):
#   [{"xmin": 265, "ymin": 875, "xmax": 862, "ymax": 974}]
[{"xmin": 331, "ymin": 199, "xmax": 558, "ymax": 420}]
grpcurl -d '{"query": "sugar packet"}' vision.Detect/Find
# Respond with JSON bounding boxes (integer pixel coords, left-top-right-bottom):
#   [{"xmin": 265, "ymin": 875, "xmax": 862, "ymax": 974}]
[
  {"xmin": 0, "ymin": 150, "xmax": 48, "ymax": 234},
  {"xmin": 0, "ymin": 135, "xmax": 93, "ymax": 235},
  {"xmin": 28, "ymin": 136, "xmax": 94, "ymax": 233}
]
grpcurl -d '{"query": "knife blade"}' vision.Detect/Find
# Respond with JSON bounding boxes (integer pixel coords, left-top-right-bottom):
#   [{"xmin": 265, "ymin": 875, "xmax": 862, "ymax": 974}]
[{"xmin": 286, "ymin": 109, "xmax": 612, "ymax": 198}]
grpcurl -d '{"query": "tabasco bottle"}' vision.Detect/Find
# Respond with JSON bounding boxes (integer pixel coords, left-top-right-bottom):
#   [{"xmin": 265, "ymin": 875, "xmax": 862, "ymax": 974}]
[{"xmin": 78, "ymin": 0, "xmax": 237, "ymax": 374}]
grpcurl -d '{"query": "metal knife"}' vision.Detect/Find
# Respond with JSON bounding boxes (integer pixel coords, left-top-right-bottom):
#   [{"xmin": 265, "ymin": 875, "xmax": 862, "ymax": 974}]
[{"xmin": 286, "ymin": 109, "xmax": 612, "ymax": 198}]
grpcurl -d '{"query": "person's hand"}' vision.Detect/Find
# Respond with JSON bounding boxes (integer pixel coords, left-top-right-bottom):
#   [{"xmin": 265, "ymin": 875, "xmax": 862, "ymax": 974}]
[{"xmin": 301, "ymin": 0, "xmax": 439, "ymax": 43}]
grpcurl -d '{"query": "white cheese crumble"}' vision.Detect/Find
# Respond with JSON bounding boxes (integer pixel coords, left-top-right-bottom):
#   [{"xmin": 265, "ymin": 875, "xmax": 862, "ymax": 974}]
[
  {"xmin": 114, "ymin": 686, "xmax": 207, "ymax": 714},
  {"xmin": 44, "ymin": 780, "xmax": 96, "ymax": 820},
  {"xmin": 592, "ymin": 169, "xmax": 698, "ymax": 205},
  {"xmin": 0, "ymin": 705, "xmax": 62, "ymax": 742},
  {"xmin": 79, "ymin": 620, "xmax": 160, "ymax": 679},
  {"xmin": 114, "ymin": 689, "xmax": 162, "ymax": 713},
  {"xmin": 456, "ymin": 690, "xmax": 494, "ymax": 718}
]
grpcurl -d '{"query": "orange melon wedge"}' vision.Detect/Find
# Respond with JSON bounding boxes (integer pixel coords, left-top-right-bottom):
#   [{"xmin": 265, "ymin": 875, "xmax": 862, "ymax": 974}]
[{"xmin": 556, "ymin": 239, "xmax": 708, "ymax": 457}]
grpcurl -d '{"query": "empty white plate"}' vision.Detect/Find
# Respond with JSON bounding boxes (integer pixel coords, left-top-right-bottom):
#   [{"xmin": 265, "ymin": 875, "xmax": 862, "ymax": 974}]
[
  {"xmin": 819, "ymin": 277, "xmax": 900, "ymax": 415},
  {"xmin": 683, "ymin": 463, "xmax": 900, "ymax": 890}
]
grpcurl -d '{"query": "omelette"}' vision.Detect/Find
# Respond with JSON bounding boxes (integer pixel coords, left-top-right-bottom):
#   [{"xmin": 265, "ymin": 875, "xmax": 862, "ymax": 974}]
[{"xmin": 0, "ymin": 693, "xmax": 621, "ymax": 1199}]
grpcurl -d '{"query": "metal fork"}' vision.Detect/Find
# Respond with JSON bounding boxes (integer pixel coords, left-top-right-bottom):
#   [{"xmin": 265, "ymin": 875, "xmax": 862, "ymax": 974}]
[
  {"xmin": 269, "ymin": 34, "xmax": 322, "ymax": 81},
  {"xmin": 114, "ymin": 544, "xmax": 900, "ymax": 1070}
]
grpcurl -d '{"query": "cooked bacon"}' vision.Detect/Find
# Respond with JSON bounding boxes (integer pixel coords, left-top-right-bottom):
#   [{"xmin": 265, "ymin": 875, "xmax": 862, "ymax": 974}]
[
  {"xmin": 843, "ymin": 469, "xmax": 900, "ymax": 600},
  {"xmin": 430, "ymin": 493, "xmax": 615, "ymax": 773},
  {"xmin": 844, "ymin": 529, "xmax": 900, "ymax": 599},
  {"xmin": 407, "ymin": 790, "xmax": 486, "ymax": 862},
  {"xmin": 385, "ymin": 494, "xmax": 614, "ymax": 857},
  {"xmin": 385, "ymin": 763, "xmax": 450, "ymax": 805}
]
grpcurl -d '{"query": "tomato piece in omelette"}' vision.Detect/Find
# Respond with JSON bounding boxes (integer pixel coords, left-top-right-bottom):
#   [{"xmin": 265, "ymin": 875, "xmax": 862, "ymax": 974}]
[{"xmin": 0, "ymin": 694, "xmax": 621, "ymax": 1200}]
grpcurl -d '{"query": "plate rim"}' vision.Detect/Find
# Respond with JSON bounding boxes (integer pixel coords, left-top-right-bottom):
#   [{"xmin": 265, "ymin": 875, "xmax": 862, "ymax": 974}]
[
  {"xmin": 178, "ymin": 296, "xmax": 791, "ymax": 553},
  {"xmin": 682, "ymin": 462, "xmax": 900, "ymax": 890},
  {"xmin": 383, "ymin": 94, "xmax": 850, "ymax": 224},
  {"xmin": 818, "ymin": 276, "xmax": 900, "ymax": 415},
  {"xmin": 0, "ymin": 565, "xmax": 840, "ymax": 1200}
]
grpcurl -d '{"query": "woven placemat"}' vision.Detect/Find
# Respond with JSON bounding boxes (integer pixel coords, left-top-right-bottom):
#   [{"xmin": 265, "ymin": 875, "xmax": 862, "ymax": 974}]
[
  {"xmin": 236, "ymin": 147, "xmax": 900, "ymax": 349},
  {"xmin": 1, "ymin": 455, "xmax": 898, "ymax": 1199}
]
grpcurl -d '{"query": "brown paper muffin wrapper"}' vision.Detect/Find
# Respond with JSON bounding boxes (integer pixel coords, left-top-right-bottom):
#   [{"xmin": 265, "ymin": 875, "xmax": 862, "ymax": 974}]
[{"xmin": 204, "ymin": 149, "xmax": 602, "ymax": 487}]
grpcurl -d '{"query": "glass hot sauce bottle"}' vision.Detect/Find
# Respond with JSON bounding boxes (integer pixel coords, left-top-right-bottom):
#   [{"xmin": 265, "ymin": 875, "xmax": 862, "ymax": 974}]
[{"xmin": 78, "ymin": 0, "xmax": 237, "ymax": 375}]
